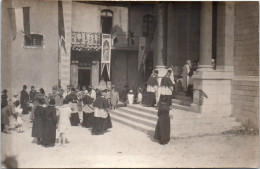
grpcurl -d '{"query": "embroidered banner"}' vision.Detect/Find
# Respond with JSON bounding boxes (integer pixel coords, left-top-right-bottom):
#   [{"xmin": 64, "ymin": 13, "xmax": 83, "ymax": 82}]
[
  {"xmin": 71, "ymin": 32, "xmax": 101, "ymax": 51},
  {"xmin": 138, "ymin": 37, "xmax": 146, "ymax": 71},
  {"xmin": 101, "ymin": 34, "xmax": 111, "ymax": 79}
]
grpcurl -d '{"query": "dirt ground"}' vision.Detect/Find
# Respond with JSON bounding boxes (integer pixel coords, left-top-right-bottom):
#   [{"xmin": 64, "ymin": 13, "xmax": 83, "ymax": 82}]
[{"xmin": 1, "ymin": 114, "xmax": 259, "ymax": 168}]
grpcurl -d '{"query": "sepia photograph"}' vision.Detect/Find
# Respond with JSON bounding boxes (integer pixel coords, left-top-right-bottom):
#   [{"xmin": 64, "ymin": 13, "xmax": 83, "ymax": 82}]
[{"xmin": 1, "ymin": 0, "xmax": 259, "ymax": 168}]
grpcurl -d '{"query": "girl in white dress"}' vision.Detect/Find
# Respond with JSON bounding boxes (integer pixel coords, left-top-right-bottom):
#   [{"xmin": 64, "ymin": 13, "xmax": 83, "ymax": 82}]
[
  {"xmin": 57, "ymin": 98, "xmax": 72, "ymax": 147},
  {"xmin": 13, "ymin": 101, "xmax": 24, "ymax": 133}
]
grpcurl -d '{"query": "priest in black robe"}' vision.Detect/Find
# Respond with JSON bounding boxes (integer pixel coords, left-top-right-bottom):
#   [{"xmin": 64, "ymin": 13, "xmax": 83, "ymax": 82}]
[
  {"xmin": 144, "ymin": 70, "xmax": 159, "ymax": 107},
  {"xmin": 20, "ymin": 85, "xmax": 29, "ymax": 114},
  {"xmin": 82, "ymin": 88, "xmax": 94, "ymax": 128},
  {"xmin": 154, "ymin": 97, "xmax": 171, "ymax": 145},
  {"xmin": 159, "ymin": 70, "xmax": 174, "ymax": 106},
  {"xmin": 92, "ymin": 90, "xmax": 112, "ymax": 135},
  {"xmin": 42, "ymin": 98, "xmax": 57, "ymax": 147}
]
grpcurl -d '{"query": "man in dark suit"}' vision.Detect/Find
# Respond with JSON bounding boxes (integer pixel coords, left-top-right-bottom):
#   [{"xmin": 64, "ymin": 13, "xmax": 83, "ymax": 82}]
[{"xmin": 20, "ymin": 85, "xmax": 29, "ymax": 114}]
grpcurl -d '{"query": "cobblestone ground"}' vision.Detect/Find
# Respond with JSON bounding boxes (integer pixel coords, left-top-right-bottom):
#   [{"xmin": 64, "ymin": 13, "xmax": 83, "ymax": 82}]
[{"xmin": 1, "ymin": 113, "xmax": 259, "ymax": 168}]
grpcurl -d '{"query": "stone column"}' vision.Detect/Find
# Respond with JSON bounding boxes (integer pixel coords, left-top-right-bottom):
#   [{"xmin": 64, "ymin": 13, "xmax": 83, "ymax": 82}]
[
  {"xmin": 154, "ymin": 3, "xmax": 168, "ymax": 104},
  {"xmin": 191, "ymin": 2, "xmax": 234, "ymax": 117},
  {"xmin": 197, "ymin": 2, "xmax": 213, "ymax": 71}
]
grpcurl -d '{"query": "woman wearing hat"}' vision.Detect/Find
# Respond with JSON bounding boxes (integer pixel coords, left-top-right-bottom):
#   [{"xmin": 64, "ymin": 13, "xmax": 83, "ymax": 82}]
[{"xmin": 92, "ymin": 90, "xmax": 112, "ymax": 135}]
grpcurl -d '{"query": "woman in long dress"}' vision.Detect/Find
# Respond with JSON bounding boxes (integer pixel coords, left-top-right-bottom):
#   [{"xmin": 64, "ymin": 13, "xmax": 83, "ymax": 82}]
[
  {"xmin": 57, "ymin": 98, "xmax": 72, "ymax": 147},
  {"xmin": 31, "ymin": 98, "xmax": 45, "ymax": 144},
  {"xmin": 154, "ymin": 97, "xmax": 171, "ymax": 145},
  {"xmin": 42, "ymin": 98, "xmax": 57, "ymax": 147},
  {"xmin": 92, "ymin": 90, "xmax": 112, "ymax": 135},
  {"xmin": 82, "ymin": 88, "xmax": 94, "ymax": 128}
]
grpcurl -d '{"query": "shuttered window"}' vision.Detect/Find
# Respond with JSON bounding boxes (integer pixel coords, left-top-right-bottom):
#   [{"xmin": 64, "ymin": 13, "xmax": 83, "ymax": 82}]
[{"xmin": 24, "ymin": 34, "xmax": 44, "ymax": 48}]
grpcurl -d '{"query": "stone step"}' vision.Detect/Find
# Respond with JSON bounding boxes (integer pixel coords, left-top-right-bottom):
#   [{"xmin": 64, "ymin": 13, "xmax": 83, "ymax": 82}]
[
  {"xmin": 110, "ymin": 114, "xmax": 154, "ymax": 134},
  {"xmin": 111, "ymin": 108, "xmax": 238, "ymax": 129},
  {"xmin": 111, "ymin": 112, "xmax": 241, "ymax": 139},
  {"xmin": 127, "ymin": 104, "xmax": 231, "ymax": 119},
  {"xmin": 174, "ymin": 95, "xmax": 193, "ymax": 102},
  {"xmin": 110, "ymin": 109, "xmax": 156, "ymax": 128},
  {"xmin": 117, "ymin": 107, "xmax": 158, "ymax": 121},
  {"xmin": 172, "ymin": 99, "xmax": 192, "ymax": 107},
  {"xmin": 127, "ymin": 104, "xmax": 157, "ymax": 114},
  {"xmin": 171, "ymin": 103, "xmax": 192, "ymax": 111}
]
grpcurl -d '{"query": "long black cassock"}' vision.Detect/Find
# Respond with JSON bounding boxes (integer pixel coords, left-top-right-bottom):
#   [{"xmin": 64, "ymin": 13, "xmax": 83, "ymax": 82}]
[
  {"xmin": 92, "ymin": 96, "xmax": 112, "ymax": 135},
  {"xmin": 159, "ymin": 76, "xmax": 174, "ymax": 106},
  {"xmin": 144, "ymin": 75, "xmax": 158, "ymax": 107},
  {"xmin": 42, "ymin": 105, "xmax": 57, "ymax": 146},
  {"xmin": 31, "ymin": 105, "xmax": 44, "ymax": 139},
  {"xmin": 154, "ymin": 103, "xmax": 171, "ymax": 145},
  {"xmin": 82, "ymin": 94, "xmax": 94, "ymax": 128}
]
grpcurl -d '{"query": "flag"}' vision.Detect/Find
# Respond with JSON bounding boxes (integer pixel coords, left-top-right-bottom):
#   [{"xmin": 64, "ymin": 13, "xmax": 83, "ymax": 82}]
[
  {"xmin": 58, "ymin": 0, "xmax": 67, "ymax": 57},
  {"xmin": 8, "ymin": 7, "xmax": 30, "ymax": 40},
  {"xmin": 23, "ymin": 7, "xmax": 30, "ymax": 38},
  {"xmin": 101, "ymin": 34, "xmax": 111, "ymax": 79}
]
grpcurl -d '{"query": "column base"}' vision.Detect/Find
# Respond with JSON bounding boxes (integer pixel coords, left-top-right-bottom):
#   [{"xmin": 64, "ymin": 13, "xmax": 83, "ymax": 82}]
[{"xmin": 192, "ymin": 70, "xmax": 234, "ymax": 116}]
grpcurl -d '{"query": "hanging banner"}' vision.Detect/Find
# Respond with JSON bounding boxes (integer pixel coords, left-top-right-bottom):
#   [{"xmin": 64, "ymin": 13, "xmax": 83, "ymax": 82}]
[
  {"xmin": 138, "ymin": 37, "xmax": 146, "ymax": 71},
  {"xmin": 101, "ymin": 34, "xmax": 111, "ymax": 79},
  {"xmin": 71, "ymin": 32, "xmax": 101, "ymax": 51}
]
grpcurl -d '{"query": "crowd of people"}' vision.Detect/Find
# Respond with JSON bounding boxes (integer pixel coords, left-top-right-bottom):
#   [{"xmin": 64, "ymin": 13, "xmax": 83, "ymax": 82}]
[{"xmin": 1, "ymin": 84, "xmax": 116, "ymax": 147}]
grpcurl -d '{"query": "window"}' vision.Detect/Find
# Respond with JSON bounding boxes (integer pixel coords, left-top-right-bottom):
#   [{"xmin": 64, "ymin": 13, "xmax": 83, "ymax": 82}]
[
  {"xmin": 101, "ymin": 9, "xmax": 113, "ymax": 34},
  {"xmin": 24, "ymin": 34, "xmax": 44, "ymax": 48},
  {"xmin": 143, "ymin": 14, "xmax": 154, "ymax": 37}
]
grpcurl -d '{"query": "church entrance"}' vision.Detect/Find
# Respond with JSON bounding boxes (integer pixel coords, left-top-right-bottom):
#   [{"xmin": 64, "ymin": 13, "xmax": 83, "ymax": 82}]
[{"xmin": 78, "ymin": 68, "xmax": 91, "ymax": 89}]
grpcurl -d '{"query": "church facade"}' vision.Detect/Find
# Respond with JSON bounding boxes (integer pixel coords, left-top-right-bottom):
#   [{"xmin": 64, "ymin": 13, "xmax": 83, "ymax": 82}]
[{"xmin": 1, "ymin": 1, "xmax": 259, "ymax": 130}]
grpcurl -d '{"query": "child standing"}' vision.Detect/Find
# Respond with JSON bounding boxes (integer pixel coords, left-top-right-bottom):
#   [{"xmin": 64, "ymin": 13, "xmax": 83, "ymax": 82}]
[
  {"xmin": 13, "ymin": 101, "xmax": 23, "ymax": 133},
  {"xmin": 57, "ymin": 98, "xmax": 72, "ymax": 147},
  {"xmin": 136, "ymin": 88, "xmax": 143, "ymax": 104},
  {"xmin": 127, "ymin": 90, "xmax": 135, "ymax": 105},
  {"xmin": 110, "ymin": 85, "xmax": 119, "ymax": 110}
]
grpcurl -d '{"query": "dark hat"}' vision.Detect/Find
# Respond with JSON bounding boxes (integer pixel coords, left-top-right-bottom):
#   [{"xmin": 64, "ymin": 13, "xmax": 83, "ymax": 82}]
[
  {"xmin": 2, "ymin": 89, "xmax": 7, "ymax": 93},
  {"xmin": 49, "ymin": 98, "xmax": 55, "ymax": 105}
]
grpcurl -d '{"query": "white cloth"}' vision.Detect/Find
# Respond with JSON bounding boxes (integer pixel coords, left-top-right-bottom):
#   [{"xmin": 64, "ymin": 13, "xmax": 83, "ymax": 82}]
[
  {"xmin": 94, "ymin": 108, "xmax": 108, "ymax": 118},
  {"xmin": 147, "ymin": 85, "xmax": 158, "ymax": 93},
  {"xmin": 137, "ymin": 93, "xmax": 142, "ymax": 103},
  {"xmin": 167, "ymin": 68, "xmax": 175, "ymax": 84},
  {"xmin": 15, "ymin": 106, "xmax": 23, "ymax": 126},
  {"xmin": 82, "ymin": 104, "xmax": 94, "ymax": 114},
  {"xmin": 127, "ymin": 94, "xmax": 134, "ymax": 105},
  {"xmin": 58, "ymin": 105, "xmax": 71, "ymax": 134},
  {"xmin": 91, "ymin": 89, "xmax": 96, "ymax": 100},
  {"xmin": 159, "ymin": 86, "xmax": 173, "ymax": 96}
]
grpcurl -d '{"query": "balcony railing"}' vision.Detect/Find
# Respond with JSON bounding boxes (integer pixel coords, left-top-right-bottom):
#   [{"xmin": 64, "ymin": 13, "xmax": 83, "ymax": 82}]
[{"xmin": 71, "ymin": 31, "xmax": 143, "ymax": 51}]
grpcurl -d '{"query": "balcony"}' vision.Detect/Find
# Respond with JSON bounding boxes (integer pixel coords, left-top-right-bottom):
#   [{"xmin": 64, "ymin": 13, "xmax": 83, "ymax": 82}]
[{"xmin": 71, "ymin": 31, "xmax": 143, "ymax": 51}]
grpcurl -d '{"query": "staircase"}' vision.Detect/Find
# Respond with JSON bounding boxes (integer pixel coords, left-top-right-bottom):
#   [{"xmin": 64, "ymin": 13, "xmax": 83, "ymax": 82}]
[{"xmin": 109, "ymin": 93, "xmax": 242, "ymax": 138}]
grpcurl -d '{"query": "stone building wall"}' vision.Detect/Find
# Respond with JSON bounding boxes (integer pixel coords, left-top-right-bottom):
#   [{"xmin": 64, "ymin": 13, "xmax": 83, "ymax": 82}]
[
  {"xmin": 1, "ymin": 0, "xmax": 59, "ymax": 96},
  {"xmin": 232, "ymin": 2, "xmax": 259, "ymax": 130}
]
